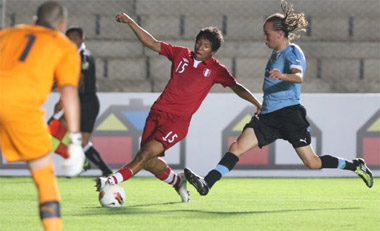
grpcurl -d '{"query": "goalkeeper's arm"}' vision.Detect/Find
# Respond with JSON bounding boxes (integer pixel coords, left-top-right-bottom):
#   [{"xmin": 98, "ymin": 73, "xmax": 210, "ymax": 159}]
[{"xmin": 58, "ymin": 85, "xmax": 85, "ymax": 177}]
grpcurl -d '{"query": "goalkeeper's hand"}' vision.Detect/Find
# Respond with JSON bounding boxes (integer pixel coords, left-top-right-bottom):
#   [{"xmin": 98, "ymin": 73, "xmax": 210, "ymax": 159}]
[{"xmin": 62, "ymin": 132, "xmax": 85, "ymax": 178}]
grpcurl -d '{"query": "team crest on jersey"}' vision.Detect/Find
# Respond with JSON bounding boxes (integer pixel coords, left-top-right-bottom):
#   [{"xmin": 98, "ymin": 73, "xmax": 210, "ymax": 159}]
[{"xmin": 203, "ymin": 68, "xmax": 211, "ymax": 77}]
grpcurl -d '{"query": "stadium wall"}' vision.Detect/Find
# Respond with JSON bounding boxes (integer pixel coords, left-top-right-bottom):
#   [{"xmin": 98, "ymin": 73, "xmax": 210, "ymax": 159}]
[
  {"xmin": 1, "ymin": 0, "xmax": 379, "ymax": 93},
  {"xmin": 0, "ymin": 93, "xmax": 379, "ymax": 177}
]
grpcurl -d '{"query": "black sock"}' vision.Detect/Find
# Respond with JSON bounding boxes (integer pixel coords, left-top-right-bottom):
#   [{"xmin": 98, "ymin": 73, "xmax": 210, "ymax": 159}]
[
  {"xmin": 320, "ymin": 155, "xmax": 338, "ymax": 168},
  {"xmin": 344, "ymin": 160, "xmax": 356, "ymax": 171},
  {"xmin": 204, "ymin": 152, "xmax": 239, "ymax": 189},
  {"xmin": 320, "ymin": 155, "xmax": 356, "ymax": 171},
  {"xmin": 204, "ymin": 170, "xmax": 222, "ymax": 189},
  {"xmin": 84, "ymin": 145, "xmax": 113, "ymax": 175}
]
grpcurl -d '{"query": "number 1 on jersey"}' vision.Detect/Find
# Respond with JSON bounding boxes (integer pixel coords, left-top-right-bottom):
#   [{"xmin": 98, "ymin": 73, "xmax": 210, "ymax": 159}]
[{"xmin": 19, "ymin": 34, "xmax": 36, "ymax": 62}]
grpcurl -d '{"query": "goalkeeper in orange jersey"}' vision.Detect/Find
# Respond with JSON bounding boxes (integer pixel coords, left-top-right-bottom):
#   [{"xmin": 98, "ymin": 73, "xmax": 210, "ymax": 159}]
[{"xmin": 0, "ymin": 1, "xmax": 85, "ymax": 230}]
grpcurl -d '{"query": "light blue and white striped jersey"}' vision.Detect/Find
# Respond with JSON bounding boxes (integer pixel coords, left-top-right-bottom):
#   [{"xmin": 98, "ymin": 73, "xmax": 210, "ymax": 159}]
[{"xmin": 261, "ymin": 43, "xmax": 306, "ymax": 114}]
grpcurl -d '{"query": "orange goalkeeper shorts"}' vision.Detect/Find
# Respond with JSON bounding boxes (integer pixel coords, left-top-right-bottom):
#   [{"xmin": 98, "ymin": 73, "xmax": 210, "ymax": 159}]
[{"xmin": 0, "ymin": 110, "xmax": 52, "ymax": 162}]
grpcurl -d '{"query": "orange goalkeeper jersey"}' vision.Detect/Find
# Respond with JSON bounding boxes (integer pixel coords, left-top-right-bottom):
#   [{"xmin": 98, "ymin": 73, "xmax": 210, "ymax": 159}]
[
  {"xmin": 0, "ymin": 24, "xmax": 80, "ymax": 110},
  {"xmin": 0, "ymin": 24, "xmax": 81, "ymax": 161}
]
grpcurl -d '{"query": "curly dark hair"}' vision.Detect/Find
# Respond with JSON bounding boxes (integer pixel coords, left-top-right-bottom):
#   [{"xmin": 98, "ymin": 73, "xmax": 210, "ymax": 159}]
[
  {"xmin": 195, "ymin": 26, "xmax": 224, "ymax": 51},
  {"xmin": 265, "ymin": 0, "xmax": 308, "ymax": 40}
]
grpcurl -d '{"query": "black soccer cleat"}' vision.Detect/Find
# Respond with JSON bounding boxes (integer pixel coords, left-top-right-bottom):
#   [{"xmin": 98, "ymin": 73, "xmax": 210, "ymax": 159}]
[
  {"xmin": 184, "ymin": 168, "xmax": 209, "ymax": 196},
  {"xmin": 354, "ymin": 158, "xmax": 374, "ymax": 188}
]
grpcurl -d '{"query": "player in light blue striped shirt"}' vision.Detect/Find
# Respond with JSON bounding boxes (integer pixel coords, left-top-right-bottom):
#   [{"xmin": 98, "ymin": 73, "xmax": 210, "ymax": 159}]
[
  {"xmin": 185, "ymin": 0, "xmax": 374, "ymax": 196},
  {"xmin": 261, "ymin": 43, "xmax": 306, "ymax": 114}
]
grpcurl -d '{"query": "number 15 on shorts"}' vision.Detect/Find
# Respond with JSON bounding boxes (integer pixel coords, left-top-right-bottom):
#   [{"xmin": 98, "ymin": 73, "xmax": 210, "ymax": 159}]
[{"xmin": 162, "ymin": 131, "xmax": 178, "ymax": 143}]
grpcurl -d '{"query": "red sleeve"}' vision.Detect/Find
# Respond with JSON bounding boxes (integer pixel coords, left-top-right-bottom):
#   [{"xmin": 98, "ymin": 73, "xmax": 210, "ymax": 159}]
[
  {"xmin": 159, "ymin": 42, "xmax": 189, "ymax": 62},
  {"xmin": 214, "ymin": 64, "xmax": 237, "ymax": 88},
  {"xmin": 159, "ymin": 42, "xmax": 175, "ymax": 61}
]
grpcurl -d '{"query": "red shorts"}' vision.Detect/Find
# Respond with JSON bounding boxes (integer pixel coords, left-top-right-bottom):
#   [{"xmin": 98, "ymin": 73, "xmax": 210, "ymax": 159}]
[{"xmin": 141, "ymin": 109, "xmax": 191, "ymax": 156}]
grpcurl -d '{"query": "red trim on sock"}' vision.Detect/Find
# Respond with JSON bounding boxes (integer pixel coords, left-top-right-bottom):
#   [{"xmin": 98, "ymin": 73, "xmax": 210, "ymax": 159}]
[
  {"xmin": 118, "ymin": 168, "xmax": 133, "ymax": 181},
  {"xmin": 168, "ymin": 175, "xmax": 176, "ymax": 185},
  {"xmin": 173, "ymin": 175, "xmax": 181, "ymax": 188},
  {"xmin": 155, "ymin": 167, "xmax": 171, "ymax": 180}
]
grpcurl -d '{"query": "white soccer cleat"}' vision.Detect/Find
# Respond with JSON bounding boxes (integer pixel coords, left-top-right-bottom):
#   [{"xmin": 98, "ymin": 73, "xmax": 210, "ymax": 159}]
[
  {"xmin": 95, "ymin": 176, "xmax": 113, "ymax": 192},
  {"xmin": 174, "ymin": 173, "xmax": 190, "ymax": 202}
]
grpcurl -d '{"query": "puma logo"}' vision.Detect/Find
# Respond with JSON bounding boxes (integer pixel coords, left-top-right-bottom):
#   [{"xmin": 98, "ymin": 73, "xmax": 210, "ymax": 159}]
[{"xmin": 300, "ymin": 138, "xmax": 307, "ymax": 144}]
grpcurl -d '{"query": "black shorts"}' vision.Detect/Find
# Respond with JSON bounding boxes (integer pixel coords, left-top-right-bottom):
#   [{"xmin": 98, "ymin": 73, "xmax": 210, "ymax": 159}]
[
  {"xmin": 244, "ymin": 104, "xmax": 311, "ymax": 148},
  {"xmin": 79, "ymin": 93, "xmax": 100, "ymax": 133}
]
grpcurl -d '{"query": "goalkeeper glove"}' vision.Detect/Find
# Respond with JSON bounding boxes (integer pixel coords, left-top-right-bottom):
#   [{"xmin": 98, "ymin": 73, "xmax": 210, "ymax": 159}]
[{"xmin": 62, "ymin": 132, "xmax": 85, "ymax": 177}]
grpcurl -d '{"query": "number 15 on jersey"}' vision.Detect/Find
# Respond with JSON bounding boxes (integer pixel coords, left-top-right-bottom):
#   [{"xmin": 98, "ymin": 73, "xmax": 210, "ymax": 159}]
[{"xmin": 162, "ymin": 131, "xmax": 178, "ymax": 143}]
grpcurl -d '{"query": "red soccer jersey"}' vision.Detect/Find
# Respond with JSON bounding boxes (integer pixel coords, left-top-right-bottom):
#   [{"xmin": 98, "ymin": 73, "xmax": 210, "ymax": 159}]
[{"xmin": 151, "ymin": 42, "xmax": 237, "ymax": 116}]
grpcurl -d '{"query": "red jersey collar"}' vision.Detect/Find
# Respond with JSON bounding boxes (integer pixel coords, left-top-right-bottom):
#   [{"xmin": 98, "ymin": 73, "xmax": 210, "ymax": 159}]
[{"xmin": 190, "ymin": 51, "xmax": 214, "ymax": 66}]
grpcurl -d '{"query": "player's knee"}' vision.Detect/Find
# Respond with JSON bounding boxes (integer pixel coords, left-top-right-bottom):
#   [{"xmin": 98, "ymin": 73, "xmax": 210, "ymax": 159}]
[
  {"xmin": 144, "ymin": 158, "xmax": 157, "ymax": 170},
  {"xmin": 303, "ymin": 158, "xmax": 321, "ymax": 169},
  {"xmin": 134, "ymin": 152, "xmax": 149, "ymax": 165},
  {"xmin": 229, "ymin": 142, "xmax": 244, "ymax": 157},
  {"xmin": 135, "ymin": 148, "xmax": 156, "ymax": 165}
]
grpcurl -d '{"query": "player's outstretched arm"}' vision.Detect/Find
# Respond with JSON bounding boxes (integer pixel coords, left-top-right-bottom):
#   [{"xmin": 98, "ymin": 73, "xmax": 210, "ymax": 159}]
[
  {"xmin": 230, "ymin": 82, "xmax": 262, "ymax": 114},
  {"xmin": 115, "ymin": 12, "xmax": 161, "ymax": 53},
  {"xmin": 59, "ymin": 85, "xmax": 85, "ymax": 177}
]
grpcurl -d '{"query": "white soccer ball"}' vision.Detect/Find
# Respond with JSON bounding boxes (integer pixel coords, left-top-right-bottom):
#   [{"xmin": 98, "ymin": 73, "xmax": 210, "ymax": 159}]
[{"xmin": 98, "ymin": 184, "xmax": 126, "ymax": 208}]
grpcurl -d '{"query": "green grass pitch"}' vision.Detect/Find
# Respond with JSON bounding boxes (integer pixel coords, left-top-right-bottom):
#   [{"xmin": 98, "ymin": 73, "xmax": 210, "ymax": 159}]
[{"xmin": 0, "ymin": 177, "xmax": 379, "ymax": 231}]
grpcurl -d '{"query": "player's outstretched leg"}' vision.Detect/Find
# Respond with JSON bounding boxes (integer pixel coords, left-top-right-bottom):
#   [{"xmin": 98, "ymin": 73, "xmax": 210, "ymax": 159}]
[
  {"xmin": 95, "ymin": 167, "xmax": 133, "ymax": 191},
  {"xmin": 354, "ymin": 158, "xmax": 374, "ymax": 188},
  {"xmin": 184, "ymin": 168, "xmax": 209, "ymax": 196},
  {"xmin": 185, "ymin": 152, "xmax": 239, "ymax": 195}
]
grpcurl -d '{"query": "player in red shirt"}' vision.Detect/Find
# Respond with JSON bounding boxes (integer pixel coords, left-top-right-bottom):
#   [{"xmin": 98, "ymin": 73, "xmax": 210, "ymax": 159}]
[{"xmin": 96, "ymin": 12, "xmax": 262, "ymax": 202}]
